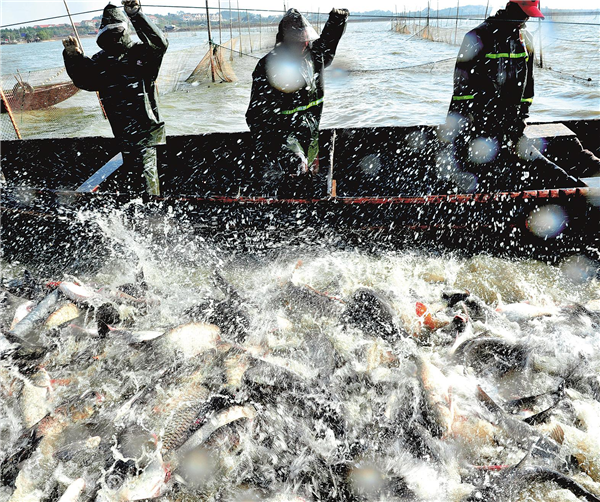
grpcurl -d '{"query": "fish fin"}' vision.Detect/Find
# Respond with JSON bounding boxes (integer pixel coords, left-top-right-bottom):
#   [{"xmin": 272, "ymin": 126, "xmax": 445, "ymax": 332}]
[
  {"xmin": 476, "ymin": 386, "xmax": 505, "ymax": 415},
  {"xmin": 550, "ymin": 424, "xmax": 564, "ymax": 445},
  {"xmin": 523, "ymin": 405, "xmax": 555, "ymax": 426}
]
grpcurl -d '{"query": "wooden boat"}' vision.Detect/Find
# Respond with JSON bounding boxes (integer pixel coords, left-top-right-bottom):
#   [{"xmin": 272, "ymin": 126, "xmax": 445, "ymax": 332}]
[
  {"xmin": 1, "ymin": 119, "xmax": 599, "ymax": 272},
  {"xmin": 1, "ymin": 81, "xmax": 79, "ymax": 113}
]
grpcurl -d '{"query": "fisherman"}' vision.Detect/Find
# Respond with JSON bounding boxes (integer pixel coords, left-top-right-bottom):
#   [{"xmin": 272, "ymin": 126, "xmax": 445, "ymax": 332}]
[
  {"xmin": 441, "ymin": 0, "xmax": 586, "ymax": 192},
  {"xmin": 62, "ymin": 0, "xmax": 168, "ymax": 195},
  {"xmin": 246, "ymin": 8, "xmax": 349, "ymax": 197}
]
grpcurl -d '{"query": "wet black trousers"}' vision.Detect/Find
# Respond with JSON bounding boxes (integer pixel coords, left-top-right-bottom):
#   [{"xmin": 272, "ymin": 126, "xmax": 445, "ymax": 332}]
[{"xmin": 121, "ymin": 146, "xmax": 161, "ymax": 195}]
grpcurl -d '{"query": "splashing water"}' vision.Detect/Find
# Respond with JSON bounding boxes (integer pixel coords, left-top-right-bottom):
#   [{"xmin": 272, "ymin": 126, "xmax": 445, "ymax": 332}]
[{"xmin": 1, "ymin": 207, "xmax": 600, "ymax": 502}]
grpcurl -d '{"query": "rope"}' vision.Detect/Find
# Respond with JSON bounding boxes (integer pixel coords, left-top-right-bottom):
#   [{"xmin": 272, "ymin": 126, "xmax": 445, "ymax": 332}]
[
  {"xmin": 345, "ymin": 57, "xmax": 455, "ymax": 74},
  {"xmin": 212, "ymin": 41, "xmax": 260, "ymax": 59},
  {"xmin": 2, "ymin": 6, "xmax": 599, "ymax": 29}
]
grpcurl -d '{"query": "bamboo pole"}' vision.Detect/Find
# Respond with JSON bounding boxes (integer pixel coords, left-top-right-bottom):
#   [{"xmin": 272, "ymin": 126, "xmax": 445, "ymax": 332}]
[
  {"xmin": 454, "ymin": 0, "xmax": 459, "ymax": 45},
  {"xmin": 259, "ymin": 14, "xmax": 262, "ymax": 49},
  {"xmin": 0, "ymin": 87, "xmax": 22, "ymax": 139},
  {"xmin": 246, "ymin": 10, "xmax": 253, "ymax": 52},
  {"xmin": 218, "ymin": 0, "xmax": 222, "ymax": 44},
  {"xmin": 62, "ymin": 0, "xmax": 107, "ymax": 119},
  {"xmin": 205, "ymin": 0, "xmax": 216, "ymax": 82},
  {"xmin": 237, "ymin": 0, "xmax": 242, "ymax": 57},
  {"xmin": 229, "ymin": 0, "xmax": 233, "ymax": 61}
]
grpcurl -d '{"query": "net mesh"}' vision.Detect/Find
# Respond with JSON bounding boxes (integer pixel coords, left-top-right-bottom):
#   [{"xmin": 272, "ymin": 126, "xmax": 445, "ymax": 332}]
[
  {"xmin": 391, "ymin": 12, "xmax": 600, "ymax": 85},
  {"xmin": 0, "ymin": 28, "xmax": 277, "ymax": 141}
]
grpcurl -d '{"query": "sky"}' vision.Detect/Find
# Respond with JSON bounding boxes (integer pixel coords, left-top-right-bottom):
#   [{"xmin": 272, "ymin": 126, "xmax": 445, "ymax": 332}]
[{"xmin": 1, "ymin": 0, "xmax": 598, "ymax": 28}]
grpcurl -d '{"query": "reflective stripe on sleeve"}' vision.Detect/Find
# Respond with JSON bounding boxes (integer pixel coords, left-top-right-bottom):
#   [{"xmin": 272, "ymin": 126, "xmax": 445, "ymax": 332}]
[
  {"xmin": 281, "ymin": 97, "xmax": 324, "ymax": 115},
  {"xmin": 452, "ymin": 95, "xmax": 474, "ymax": 101},
  {"xmin": 521, "ymin": 98, "xmax": 533, "ymax": 103},
  {"xmin": 485, "ymin": 52, "xmax": 528, "ymax": 59}
]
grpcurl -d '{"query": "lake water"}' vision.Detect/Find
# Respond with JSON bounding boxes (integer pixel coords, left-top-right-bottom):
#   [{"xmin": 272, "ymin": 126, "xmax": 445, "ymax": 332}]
[{"xmin": 1, "ymin": 17, "xmax": 598, "ymax": 139}]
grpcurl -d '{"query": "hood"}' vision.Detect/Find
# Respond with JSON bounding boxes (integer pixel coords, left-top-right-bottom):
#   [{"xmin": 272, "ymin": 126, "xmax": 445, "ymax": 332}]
[
  {"xmin": 275, "ymin": 9, "xmax": 319, "ymax": 45},
  {"xmin": 490, "ymin": 2, "xmax": 531, "ymax": 25},
  {"xmin": 97, "ymin": 3, "xmax": 133, "ymax": 53}
]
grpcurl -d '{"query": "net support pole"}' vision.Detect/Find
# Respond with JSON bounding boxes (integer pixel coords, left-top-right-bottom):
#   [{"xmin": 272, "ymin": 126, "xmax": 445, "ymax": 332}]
[
  {"xmin": 229, "ymin": 0, "xmax": 234, "ymax": 61},
  {"xmin": 237, "ymin": 0, "xmax": 242, "ymax": 57},
  {"xmin": 218, "ymin": 0, "xmax": 222, "ymax": 44},
  {"xmin": 317, "ymin": 8, "xmax": 320, "ymax": 33},
  {"xmin": 205, "ymin": 0, "xmax": 216, "ymax": 82},
  {"xmin": 454, "ymin": 0, "xmax": 459, "ymax": 45},
  {"xmin": 0, "ymin": 87, "xmax": 22, "ymax": 139},
  {"xmin": 538, "ymin": 17, "xmax": 544, "ymax": 68},
  {"xmin": 246, "ymin": 10, "xmax": 253, "ymax": 52},
  {"xmin": 259, "ymin": 14, "xmax": 262, "ymax": 49},
  {"xmin": 63, "ymin": 0, "xmax": 107, "ymax": 119}
]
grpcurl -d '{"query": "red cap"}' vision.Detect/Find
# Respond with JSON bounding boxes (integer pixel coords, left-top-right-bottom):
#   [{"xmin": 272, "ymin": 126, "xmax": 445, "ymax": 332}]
[{"xmin": 511, "ymin": 0, "xmax": 544, "ymax": 18}]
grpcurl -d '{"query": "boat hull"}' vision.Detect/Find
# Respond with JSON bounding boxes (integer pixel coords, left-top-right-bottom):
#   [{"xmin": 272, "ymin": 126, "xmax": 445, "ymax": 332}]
[
  {"xmin": 1, "ymin": 81, "xmax": 80, "ymax": 113},
  {"xmin": 1, "ymin": 120, "xmax": 599, "ymax": 272}
]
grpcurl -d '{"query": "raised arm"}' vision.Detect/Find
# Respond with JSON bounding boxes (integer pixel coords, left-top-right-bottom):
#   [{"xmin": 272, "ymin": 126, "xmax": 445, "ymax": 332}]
[
  {"xmin": 312, "ymin": 8, "xmax": 349, "ymax": 68},
  {"xmin": 123, "ymin": 0, "xmax": 168, "ymax": 54},
  {"xmin": 62, "ymin": 36, "xmax": 103, "ymax": 92}
]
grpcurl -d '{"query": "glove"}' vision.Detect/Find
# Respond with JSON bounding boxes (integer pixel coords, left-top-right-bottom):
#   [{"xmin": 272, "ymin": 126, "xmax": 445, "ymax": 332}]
[
  {"xmin": 122, "ymin": 0, "xmax": 141, "ymax": 17},
  {"xmin": 62, "ymin": 36, "xmax": 83, "ymax": 56},
  {"xmin": 330, "ymin": 8, "xmax": 349, "ymax": 19}
]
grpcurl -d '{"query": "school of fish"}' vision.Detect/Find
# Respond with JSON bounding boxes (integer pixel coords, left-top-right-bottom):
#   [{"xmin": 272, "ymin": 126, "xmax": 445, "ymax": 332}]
[{"xmin": 1, "ymin": 250, "xmax": 600, "ymax": 502}]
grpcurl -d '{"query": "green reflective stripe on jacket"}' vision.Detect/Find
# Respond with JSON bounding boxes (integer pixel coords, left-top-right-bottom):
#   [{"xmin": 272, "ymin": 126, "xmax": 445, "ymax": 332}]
[
  {"xmin": 485, "ymin": 52, "xmax": 528, "ymax": 59},
  {"xmin": 281, "ymin": 97, "xmax": 324, "ymax": 115},
  {"xmin": 452, "ymin": 95, "xmax": 474, "ymax": 101},
  {"xmin": 521, "ymin": 98, "xmax": 533, "ymax": 103}
]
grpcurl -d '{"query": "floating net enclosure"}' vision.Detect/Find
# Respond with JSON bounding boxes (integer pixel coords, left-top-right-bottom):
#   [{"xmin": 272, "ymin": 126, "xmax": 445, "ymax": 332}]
[
  {"xmin": 391, "ymin": 10, "xmax": 600, "ymax": 86},
  {"xmin": 0, "ymin": 26, "xmax": 277, "ymax": 140}
]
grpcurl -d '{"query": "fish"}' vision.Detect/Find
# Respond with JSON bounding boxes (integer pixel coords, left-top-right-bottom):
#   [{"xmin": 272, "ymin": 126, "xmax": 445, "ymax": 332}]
[
  {"xmin": 275, "ymin": 281, "xmax": 344, "ymax": 320},
  {"xmin": 539, "ymin": 420, "xmax": 600, "ymax": 483},
  {"xmin": 57, "ymin": 478, "xmax": 86, "ymax": 502},
  {"xmin": 18, "ymin": 369, "xmax": 53, "ymax": 428},
  {"xmin": 495, "ymin": 301, "xmax": 557, "ymax": 323},
  {"xmin": 44, "ymin": 303, "xmax": 80, "ymax": 329},
  {"xmin": 464, "ymin": 464, "xmax": 600, "ymax": 502},
  {"xmin": 166, "ymin": 405, "xmax": 257, "ymax": 469},
  {"xmin": 9, "ymin": 289, "xmax": 66, "ymax": 343},
  {"xmin": 413, "ymin": 355, "xmax": 455, "ymax": 439},
  {"xmin": 340, "ymin": 288, "xmax": 405, "ymax": 342},
  {"xmin": 153, "ymin": 322, "xmax": 222, "ymax": 359},
  {"xmin": 0, "ymin": 424, "xmax": 43, "ymax": 488},
  {"xmin": 9, "ymin": 300, "xmax": 35, "ymax": 331},
  {"xmin": 476, "ymin": 386, "xmax": 563, "ymax": 463},
  {"xmin": 185, "ymin": 297, "xmax": 250, "ymax": 344},
  {"xmin": 452, "ymin": 337, "xmax": 529, "ymax": 377}
]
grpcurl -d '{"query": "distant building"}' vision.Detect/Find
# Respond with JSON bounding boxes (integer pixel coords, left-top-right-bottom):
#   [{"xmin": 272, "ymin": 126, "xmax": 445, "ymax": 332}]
[{"xmin": 181, "ymin": 13, "xmax": 222, "ymax": 22}]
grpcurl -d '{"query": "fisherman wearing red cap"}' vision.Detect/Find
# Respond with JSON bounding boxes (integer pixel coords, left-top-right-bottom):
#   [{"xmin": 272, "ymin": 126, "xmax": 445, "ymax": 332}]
[
  {"xmin": 441, "ymin": 0, "xmax": 586, "ymax": 192},
  {"xmin": 246, "ymin": 8, "xmax": 349, "ymax": 197},
  {"xmin": 62, "ymin": 1, "xmax": 168, "ymax": 195}
]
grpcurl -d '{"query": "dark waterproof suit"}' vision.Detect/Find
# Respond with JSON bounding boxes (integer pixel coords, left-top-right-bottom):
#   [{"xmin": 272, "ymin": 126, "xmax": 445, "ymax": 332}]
[
  {"xmin": 445, "ymin": 4, "xmax": 583, "ymax": 192},
  {"xmin": 64, "ymin": 5, "xmax": 168, "ymax": 194},
  {"xmin": 246, "ymin": 9, "xmax": 348, "ymax": 196}
]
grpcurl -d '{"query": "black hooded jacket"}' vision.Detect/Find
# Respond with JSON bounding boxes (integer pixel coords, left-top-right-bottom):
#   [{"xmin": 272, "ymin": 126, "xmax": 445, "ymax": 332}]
[
  {"xmin": 63, "ymin": 5, "xmax": 168, "ymax": 148},
  {"xmin": 246, "ymin": 10, "xmax": 347, "ymax": 164},
  {"xmin": 448, "ymin": 5, "xmax": 535, "ymax": 141}
]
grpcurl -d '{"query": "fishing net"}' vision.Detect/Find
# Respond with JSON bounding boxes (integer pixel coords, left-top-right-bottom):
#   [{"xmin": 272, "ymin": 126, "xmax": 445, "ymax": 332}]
[
  {"xmin": 0, "ymin": 28, "xmax": 277, "ymax": 141},
  {"xmin": 186, "ymin": 40, "xmax": 238, "ymax": 84},
  {"xmin": 390, "ymin": 12, "xmax": 600, "ymax": 85}
]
